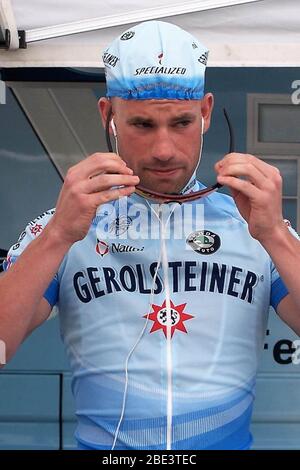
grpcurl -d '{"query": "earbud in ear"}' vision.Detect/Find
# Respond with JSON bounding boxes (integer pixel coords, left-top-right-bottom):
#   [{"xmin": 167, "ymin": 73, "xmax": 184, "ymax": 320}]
[
  {"xmin": 201, "ymin": 117, "xmax": 205, "ymax": 135},
  {"xmin": 111, "ymin": 118, "xmax": 117, "ymax": 138}
]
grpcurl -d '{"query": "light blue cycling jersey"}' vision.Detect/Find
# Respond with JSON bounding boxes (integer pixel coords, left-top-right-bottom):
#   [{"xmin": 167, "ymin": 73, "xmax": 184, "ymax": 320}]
[{"xmin": 4, "ymin": 180, "xmax": 291, "ymax": 450}]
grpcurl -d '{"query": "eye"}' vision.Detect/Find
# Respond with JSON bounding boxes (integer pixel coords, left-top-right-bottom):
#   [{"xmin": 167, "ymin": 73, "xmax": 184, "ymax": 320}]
[
  {"xmin": 133, "ymin": 121, "xmax": 153, "ymax": 129},
  {"xmin": 175, "ymin": 120, "xmax": 192, "ymax": 128}
]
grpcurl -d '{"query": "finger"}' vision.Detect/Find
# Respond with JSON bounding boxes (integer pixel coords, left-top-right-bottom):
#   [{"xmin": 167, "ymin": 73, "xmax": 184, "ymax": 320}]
[
  {"xmin": 90, "ymin": 185, "xmax": 137, "ymax": 206},
  {"xmin": 88, "ymin": 160, "xmax": 134, "ymax": 179},
  {"xmin": 217, "ymin": 153, "xmax": 280, "ymax": 180},
  {"xmin": 247, "ymin": 156, "xmax": 281, "ymax": 178},
  {"xmin": 217, "ymin": 175, "xmax": 261, "ymax": 199},
  {"xmin": 83, "ymin": 174, "xmax": 140, "ymax": 194},
  {"xmin": 218, "ymin": 162, "xmax": 266, "ymax": 189},
  {"xmin": 66, "ymin": 160, "xmax": 133, "ymax": 190},
  {"xmin": 67, "ymin": 153, "xmax": 128, "ymax": 181}
]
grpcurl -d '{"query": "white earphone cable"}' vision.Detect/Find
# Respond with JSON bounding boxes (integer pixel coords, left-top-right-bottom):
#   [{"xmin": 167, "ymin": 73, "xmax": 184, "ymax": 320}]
[{"xmin": 111, "ymin": 203, "xmax": 176, "ymax": 450}]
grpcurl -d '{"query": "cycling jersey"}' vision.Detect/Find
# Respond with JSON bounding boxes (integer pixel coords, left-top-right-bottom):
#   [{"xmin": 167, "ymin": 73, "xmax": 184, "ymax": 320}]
[{"xmin": 4, "ymin": 180, "xmax": 291, "ymax": 450}]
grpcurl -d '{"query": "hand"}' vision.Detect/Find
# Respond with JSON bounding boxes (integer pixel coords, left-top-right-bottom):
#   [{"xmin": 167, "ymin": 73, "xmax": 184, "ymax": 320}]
[
  {"xmin": 48, "ymin": 152, "xmax": 139, "ymax": 245},
  {"xmin": 215, "ymin": 153, "xmax": 286, "ymax": 243}
]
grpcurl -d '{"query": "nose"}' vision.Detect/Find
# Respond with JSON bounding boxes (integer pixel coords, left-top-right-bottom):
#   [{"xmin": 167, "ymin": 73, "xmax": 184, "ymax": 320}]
[{"xmin": 150, "ymin": 127, "xmax": 176, "ymax": 163}]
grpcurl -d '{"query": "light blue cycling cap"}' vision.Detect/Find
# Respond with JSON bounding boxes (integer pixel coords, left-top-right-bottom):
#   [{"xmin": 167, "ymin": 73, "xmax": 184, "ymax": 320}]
[{"xmin": 102, "ymin": 20, "xmax": 209, "ymax": 100}]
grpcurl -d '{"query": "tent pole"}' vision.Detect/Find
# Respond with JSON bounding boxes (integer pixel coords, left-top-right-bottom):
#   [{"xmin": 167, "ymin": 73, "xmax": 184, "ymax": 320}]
[
  {"xmin": 25, "ymin": 0, "xmax": 262, "ymax": 44},
  {"xmin": 0, "ymin": 0, "xmax": 19, "ymax": 49}
]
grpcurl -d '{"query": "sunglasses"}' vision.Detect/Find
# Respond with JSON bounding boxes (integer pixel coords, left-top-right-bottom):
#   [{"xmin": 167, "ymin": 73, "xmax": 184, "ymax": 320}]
[{"xmin": 105, "ymin": 107, "xmax": 234, "ymax": 203}]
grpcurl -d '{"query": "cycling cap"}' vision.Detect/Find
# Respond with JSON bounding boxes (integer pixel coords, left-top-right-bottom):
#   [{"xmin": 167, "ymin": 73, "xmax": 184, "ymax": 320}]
[{"xmin": 102, "ymin": 20, "xmax": 208, "ymax": 100}]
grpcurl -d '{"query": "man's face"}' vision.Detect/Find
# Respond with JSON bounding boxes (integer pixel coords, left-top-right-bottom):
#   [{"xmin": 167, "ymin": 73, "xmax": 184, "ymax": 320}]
[{"xmin": 101, "ymin": 95, "xmax": 213, "ymax": 194}]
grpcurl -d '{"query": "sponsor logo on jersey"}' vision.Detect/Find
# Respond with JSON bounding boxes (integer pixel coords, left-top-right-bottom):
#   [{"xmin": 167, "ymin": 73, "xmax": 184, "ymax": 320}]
[
  {"xmin": 96, "ymin": 239, "xmax": 144, "ymax": 257},
  {"xmin": 29, "ymin": 209, "xmax": 55, "ymax": 227},
  {"xmin": 120, "ymin": 31, "xmax": 135, "ymax": 41},
  {"xmin": 109, "ymin": 216, "xmax": 132, "ymax": 236},
  {"xmin": 134, "ymin": 66, "xmax": 186, "ymax": 76},
  {"xmin": 144, "ymin": 299, "xmax": 194, "ymax": 338},
  {"xmin": 4, "ymin": 255, "xmax": 13, "ymax": 270},
  {"xmin": 102, "ymin": 52, "xmax": 119, "ymax": 68},
  {"xmin": 96, "ymin": 240, "xmax": 109, "ymax": 257},
  {"xmin": 186, "ymin": 230, "xmax": 221, "ymax": 254},
  {"xmin": 18, "ymin": 231, "xmax": 26, "ymax": 242},
  {"xmin": 198, "ymin": 51, "xmax": 209, "ymax": 66},
  {"xmin": 73, "ymin": 261, "xmax": 258, "ymax": 305},
  {"xmin": 30, "ymin": 223, "xmax": 43, "ymax": 237}
]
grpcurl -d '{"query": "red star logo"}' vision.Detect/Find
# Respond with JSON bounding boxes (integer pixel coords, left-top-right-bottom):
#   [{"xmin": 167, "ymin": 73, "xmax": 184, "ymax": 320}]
[
  {"xmin": 144, "ymin": 300, "xmax": 194, "ymax": 338},
  {"xmin": 30, "ymin": 223, "xmax": 43, "ymax": 236}
]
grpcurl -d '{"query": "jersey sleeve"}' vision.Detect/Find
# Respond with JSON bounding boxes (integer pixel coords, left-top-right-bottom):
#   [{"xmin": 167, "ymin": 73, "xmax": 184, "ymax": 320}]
[
  {"xmin": 270, "ymin": 221, "xmax": 300, "ymax": 310},
  {"xmin": 2, "ymin": 209, "xmax": 59, "ymax": 308}
]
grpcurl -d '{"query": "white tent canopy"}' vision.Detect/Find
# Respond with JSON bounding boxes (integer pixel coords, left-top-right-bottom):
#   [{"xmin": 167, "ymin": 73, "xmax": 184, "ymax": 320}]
[{"xmin": 0, "ymin": 0, "xmax": 300, "ymax": 68}]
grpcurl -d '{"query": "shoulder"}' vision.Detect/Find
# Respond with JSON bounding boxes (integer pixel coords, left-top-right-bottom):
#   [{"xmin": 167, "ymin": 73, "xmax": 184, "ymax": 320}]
[
  {"xmin": 204, "ymin": 190, "xmax": 245, "ymax": 223},
  {"xmin": 3, "ymin": 208, "xmax": 56, "ymax": 272},
  {"xmin": 27, "ymin": 208, "xmax": 56, "ymax": 235},
  {"xmin": 208, "ymin": 190, "xmax": 238, "ymax": 210}
]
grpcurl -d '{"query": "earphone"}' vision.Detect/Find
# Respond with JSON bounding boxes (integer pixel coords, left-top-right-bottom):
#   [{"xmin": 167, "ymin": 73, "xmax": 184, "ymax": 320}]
[
  {"xmin": 111, "ymin": 118, "xmax": 117, "ymax": 138},
  {"xmin": 110, "ymin": 117, "xmax": 119, "ymax": 154}
]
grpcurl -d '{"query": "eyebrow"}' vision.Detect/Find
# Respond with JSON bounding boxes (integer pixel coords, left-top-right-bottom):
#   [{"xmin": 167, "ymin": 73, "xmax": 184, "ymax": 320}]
[
  {"xmin": 127, "ymin": 116, "xmax": 154, "ymax": 125},
  {"xmin": 170, "ymin": 113, "xmax": 196, "ymax": 123},
  {"xmin": 127, "ymin": 112, "xmax": 196, "ymax": 125}
]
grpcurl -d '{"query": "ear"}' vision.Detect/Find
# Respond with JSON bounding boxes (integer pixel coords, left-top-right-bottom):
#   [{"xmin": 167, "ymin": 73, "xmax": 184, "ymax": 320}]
[
  {"xmin": 98, "ymin": 97, "xmax": 112, "ymax": 129},
  {"xmin": 201, "ymin": 93, "xmax": 214, "ymax": 133}
]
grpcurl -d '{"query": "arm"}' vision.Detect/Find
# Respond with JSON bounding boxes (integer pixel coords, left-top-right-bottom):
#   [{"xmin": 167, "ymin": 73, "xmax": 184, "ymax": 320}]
[
  {"xmin": 0, "ymin": 152, "xmax": 139, "ymax": 363},
  {"xmin": 0, "ymin": 225, "xmax": 71, "ymax": 362},
  {"xmin": 259, "ymin": 226, "xmax": 300, "ymax": 335},
  {"xmin": 215, "ymin": 153, "xmax": 300, "ymax": 334}
]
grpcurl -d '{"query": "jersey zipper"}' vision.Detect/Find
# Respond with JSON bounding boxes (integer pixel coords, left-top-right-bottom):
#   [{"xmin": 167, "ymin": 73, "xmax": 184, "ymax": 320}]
[{"xmin": 159, "ymin": 205, "xmax": 173, "ymax": 450}]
